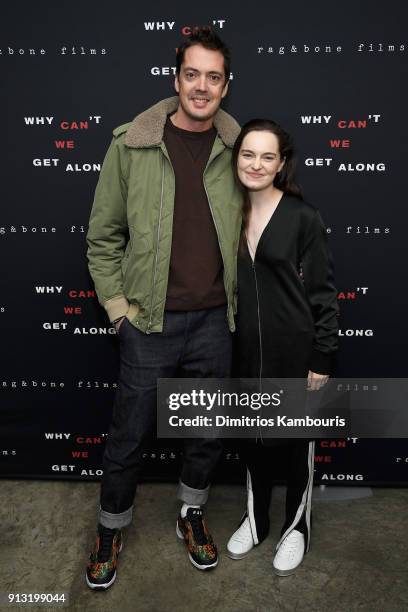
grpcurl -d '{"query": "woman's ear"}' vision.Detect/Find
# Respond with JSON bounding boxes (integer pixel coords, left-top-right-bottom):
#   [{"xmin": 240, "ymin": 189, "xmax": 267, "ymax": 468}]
[{"xmin": 278, "ymin": 156, "xmax": 286, "ymax": 173}]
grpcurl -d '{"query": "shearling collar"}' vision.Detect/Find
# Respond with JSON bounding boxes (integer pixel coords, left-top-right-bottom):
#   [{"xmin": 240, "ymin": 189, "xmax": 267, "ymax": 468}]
[{"xmin": 124, "ymin": 96, "xmax": 240, "ymax": 149}]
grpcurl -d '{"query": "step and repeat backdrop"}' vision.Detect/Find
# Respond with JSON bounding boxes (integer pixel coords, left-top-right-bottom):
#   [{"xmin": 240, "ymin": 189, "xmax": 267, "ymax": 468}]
[{"xmin": 1, "ymin": 1, "xmax": 407, "ymax": 485}]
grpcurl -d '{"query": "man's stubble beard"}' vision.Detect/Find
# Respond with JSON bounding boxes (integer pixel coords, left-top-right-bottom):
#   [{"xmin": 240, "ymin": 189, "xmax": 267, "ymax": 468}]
[{"xmin": 179, "ymin": 96, "xmax": 220, "ymax": 123}]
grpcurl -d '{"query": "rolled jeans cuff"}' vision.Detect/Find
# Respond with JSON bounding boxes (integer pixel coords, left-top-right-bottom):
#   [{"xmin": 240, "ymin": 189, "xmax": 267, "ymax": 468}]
[
  {"xmin": 99, "ymin": 504, "xmax": 133, "ymax": 529},
  {"xmin": 177, "ymin": 480, "xmax": 210, "ymax": 505}
]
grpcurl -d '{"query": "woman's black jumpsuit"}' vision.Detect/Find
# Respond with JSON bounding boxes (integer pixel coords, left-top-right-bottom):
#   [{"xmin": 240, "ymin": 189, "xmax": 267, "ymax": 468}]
[{"xmin": 235, "ymin": 194, "xmax": 339, "ymax": 553}]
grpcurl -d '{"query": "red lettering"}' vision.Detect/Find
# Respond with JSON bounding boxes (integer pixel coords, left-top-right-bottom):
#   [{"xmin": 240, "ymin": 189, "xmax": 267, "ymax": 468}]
[
  {"xmin": 337, "ymin": 292, "xmax": 356, "ymax": 300},
  {"xmin": 71, "ymin": 451, "xmax": 89, "ymax": 458},
  {"xmin": 54, "ymin": 140, "xmax": 75, "ymax": 149},
  {"xmin": 337, "ymin": 120, "xmax": 367, "ymax": 129},
  {"xmin": 320, "ymin": 440, "xmax": 347, "ymax": 448},
  {"xmin": 76, "ymin": 437, "xmax": 102, "ymax": 444},
  {"xmin": 314, "ymin": 455, "xmax": 332, "ymax": 463},
  {"xmin": 60, "ymin": 121, "xmax": 89, "ymax": 130},
  {"xmin": 68, "ymin": 290, "xmax": 95, "ymax": 298},
  {"xmin": 330, "ymin": 139, "xmax": 350, "ymax": 148},
  {"xmin": 63, "ymin": 306, "xmax": 82, "ymax": 314}
]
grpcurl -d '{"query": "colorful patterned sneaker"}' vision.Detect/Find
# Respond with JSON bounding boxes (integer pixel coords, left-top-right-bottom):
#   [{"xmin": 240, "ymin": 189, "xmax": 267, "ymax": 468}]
[
  {"xmin": 86, "ymin": 523, "xmax": 123, "ymax": 590},
  {"xmin": 176, "ymin": 508, "xmax": 218, "ymax": 570}
]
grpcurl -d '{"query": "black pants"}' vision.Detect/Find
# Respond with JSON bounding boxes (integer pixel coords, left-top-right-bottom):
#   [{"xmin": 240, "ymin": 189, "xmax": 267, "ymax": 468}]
[
  {"xmin": 244, "ymin": 439, "xmax": 315, "ymax": 553},
  {"xmin": 99, "ymin": 305, "xmax": 232, "ymax": 529}
]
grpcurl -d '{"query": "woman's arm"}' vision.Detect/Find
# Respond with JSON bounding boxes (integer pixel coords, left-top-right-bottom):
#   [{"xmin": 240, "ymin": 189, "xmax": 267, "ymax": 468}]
[{"xmin": 300, "ymin": 208, "xmax": 340, "ymax": 376}]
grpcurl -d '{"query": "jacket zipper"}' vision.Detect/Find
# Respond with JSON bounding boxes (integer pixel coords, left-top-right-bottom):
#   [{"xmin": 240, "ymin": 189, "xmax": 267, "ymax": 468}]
[
  {"xmin": 251, "ymin": 260, "xmax": 263, "ymax": 382},
  {"xmin": 250, "ymin": 253, "xmax": 264, "ymax": 444},
  {"xmin": 147, "ymin": 159, "xmax": 165, "ymax": 333},
  {"xmin": 203, "ymin": 178, "xmax": 229, "ymax": 321}
]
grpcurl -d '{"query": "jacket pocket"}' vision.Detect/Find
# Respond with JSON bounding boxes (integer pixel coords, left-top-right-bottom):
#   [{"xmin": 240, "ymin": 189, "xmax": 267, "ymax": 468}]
[
  {"xmin": 122, "ymin": 227, "xmax": 152, "ymax": 302},
  {"xmin": 122, "ymin": 227, "xmax": 151, "ymax": 273},
  {"xmin": 121, "ymin": 240, "xmax": 132, "ymax": 276}
]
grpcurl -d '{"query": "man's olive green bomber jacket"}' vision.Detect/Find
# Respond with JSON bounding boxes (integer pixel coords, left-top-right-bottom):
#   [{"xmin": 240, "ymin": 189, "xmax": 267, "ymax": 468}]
[{"xmin": 86, "ymin": 96, "xmax": 243, "ymax": 334}]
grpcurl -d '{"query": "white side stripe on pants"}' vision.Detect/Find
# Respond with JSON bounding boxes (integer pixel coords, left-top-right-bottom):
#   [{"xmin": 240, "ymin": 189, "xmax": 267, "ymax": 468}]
[
  {"xmin": 275, "ymin": 440, "xmax": 315, "ymax": 552},
  {"xmin": 246, "ymin": 468, "xmax": 259, "ymax": 545}
]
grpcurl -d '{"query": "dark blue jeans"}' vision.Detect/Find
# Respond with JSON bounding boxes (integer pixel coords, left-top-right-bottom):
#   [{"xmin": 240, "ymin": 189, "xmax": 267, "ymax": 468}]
[{"xmin": 99, "ymin": 305, "xmax": 232, "ymax": 529}]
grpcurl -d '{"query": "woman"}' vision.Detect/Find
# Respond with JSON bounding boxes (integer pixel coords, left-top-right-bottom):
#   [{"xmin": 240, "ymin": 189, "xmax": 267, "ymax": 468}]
[{"xmin": 227, "ymin": 119, "xmax": 339, "ymax": 575}]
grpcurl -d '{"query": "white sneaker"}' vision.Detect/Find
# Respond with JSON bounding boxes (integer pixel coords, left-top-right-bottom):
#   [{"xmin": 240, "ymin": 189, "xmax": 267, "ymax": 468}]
[
  {"xmin": 227, "ymin": 517, "xmax": 255, "ymax": 560},
  {"xmin": 272, "ymin": 529, "xmax": 305, "ymax": 576}
]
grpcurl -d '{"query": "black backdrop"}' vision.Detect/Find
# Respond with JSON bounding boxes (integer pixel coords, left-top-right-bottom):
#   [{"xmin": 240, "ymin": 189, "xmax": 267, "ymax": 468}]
[{"xmin": 1, "ymin": 1, "xmax": 407, "ymax": 484}]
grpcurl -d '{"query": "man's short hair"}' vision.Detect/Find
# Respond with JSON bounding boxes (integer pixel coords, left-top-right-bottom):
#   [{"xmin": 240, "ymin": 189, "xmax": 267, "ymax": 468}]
[{"xmin": 176, "ymin": 26, "xmax": 231, "ymax": 83}]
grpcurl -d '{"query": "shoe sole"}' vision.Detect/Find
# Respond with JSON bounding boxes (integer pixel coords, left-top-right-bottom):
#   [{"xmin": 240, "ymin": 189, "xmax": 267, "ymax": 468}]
[
  {"xmin": 85, "ymin": 540, "xmax": 123, "ymax": 590},
  {"xmin": 226, "ymin": 548, "xmax": 252, "ymax": 560},
  {"xmin": 272, "ymin": 558, "xmax": 302, "ymax": 577},
  {"xmin": 86, "ymin": 571, "xmax": 117, "ymax": 590},
  {"xmin": 176, "ymin": 521, "xmax": 218, "ymax": 571}
]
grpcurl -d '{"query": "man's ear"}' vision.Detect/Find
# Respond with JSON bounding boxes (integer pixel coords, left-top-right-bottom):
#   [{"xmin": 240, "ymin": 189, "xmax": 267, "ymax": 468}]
[
  {"xmin": 221, "ymin": 79, "xmax": 229, "ymax": 99},
  {"xmin": 174, "ymin": 74, "xmax": 180, "ymax": 93}
]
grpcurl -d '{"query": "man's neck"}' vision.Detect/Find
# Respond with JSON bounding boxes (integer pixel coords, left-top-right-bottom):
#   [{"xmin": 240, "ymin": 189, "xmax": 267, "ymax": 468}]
[{"xmin": 170, "ymin": 107, "xmax": 214, "ymax": 132}]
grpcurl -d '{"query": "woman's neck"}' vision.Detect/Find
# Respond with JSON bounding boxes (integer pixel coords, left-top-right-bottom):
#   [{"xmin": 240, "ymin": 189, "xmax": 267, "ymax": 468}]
[{"xmin": 248, "ymin": 185, "xmax": 283, "ymax": 210}]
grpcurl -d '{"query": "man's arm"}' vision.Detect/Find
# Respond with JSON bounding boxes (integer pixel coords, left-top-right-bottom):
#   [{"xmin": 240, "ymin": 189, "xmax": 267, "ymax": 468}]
[{"xmin": 86, "ymin": 131, "xmax": 130, "ymax": 323}]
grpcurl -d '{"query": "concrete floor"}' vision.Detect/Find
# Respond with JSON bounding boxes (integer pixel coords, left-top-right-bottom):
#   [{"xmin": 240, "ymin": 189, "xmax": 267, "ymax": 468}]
[{"xmin": 1, "ymin": 480, "xmax": 407, "ymax": 612}]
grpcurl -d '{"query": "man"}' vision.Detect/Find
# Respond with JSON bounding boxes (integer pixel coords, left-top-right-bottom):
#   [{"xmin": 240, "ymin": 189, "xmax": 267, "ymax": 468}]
[{"xmin": 85, "ymin": 27, "xmax": 242, "ymax": 589}]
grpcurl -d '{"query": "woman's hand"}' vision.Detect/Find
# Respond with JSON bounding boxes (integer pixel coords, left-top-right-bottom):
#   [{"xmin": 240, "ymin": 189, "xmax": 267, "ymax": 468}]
[{"xmin": 307, "ymin": 370, "xmax": 329, "ymax": 391}]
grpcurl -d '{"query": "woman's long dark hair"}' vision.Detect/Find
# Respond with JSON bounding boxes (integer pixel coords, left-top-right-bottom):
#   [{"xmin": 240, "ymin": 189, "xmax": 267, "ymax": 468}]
[{"xmin": 232, "ymin": 119, "xmax": 303, "ymax": 252}]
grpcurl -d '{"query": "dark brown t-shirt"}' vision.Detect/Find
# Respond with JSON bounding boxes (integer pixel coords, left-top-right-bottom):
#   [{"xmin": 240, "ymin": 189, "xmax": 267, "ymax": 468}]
[{"xmin": 163, "ymin": 114, "xmax": 226, "ymax": 311}]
